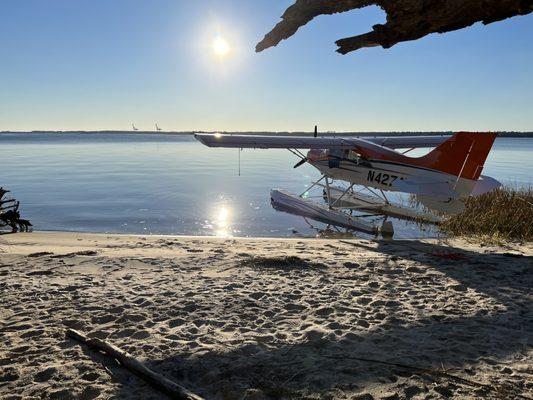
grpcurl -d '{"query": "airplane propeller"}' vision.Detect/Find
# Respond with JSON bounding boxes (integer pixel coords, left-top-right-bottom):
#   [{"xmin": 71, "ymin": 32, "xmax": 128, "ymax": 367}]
[
  {"xmin": 293, "ymin": 158, "xmax": 308, "ymax": 169},
  {"xmin": 293, "ymin": 125, "xmax": 317, "ymax": 168}
]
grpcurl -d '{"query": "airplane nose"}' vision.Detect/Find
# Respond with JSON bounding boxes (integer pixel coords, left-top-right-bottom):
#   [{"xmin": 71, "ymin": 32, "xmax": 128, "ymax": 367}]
[{"xmin": 307, "ymin": 149, "xmax": 324, "ymax": 161}]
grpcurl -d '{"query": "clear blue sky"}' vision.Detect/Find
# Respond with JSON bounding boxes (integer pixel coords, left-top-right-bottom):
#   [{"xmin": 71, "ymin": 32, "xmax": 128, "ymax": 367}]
[{"xmin": 1, "ymin": 1, "xmax": 532, "ymax": 132}]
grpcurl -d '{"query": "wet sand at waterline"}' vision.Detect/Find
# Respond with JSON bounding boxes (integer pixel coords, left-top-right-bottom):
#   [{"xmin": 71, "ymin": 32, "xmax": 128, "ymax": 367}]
[{"xmin": 0, "ymin": 232, "xmax": 531, "ymax": 399}]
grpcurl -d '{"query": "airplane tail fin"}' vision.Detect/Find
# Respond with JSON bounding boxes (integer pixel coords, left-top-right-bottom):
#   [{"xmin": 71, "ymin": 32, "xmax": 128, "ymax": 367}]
[{"xmin": 418, "ymin": 132, "xmax": 497, "ymax": 181}]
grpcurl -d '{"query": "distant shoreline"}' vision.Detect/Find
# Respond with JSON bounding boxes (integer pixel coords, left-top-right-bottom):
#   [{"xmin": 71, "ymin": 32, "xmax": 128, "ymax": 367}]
[{"xmin": 1, "ymin": 130, "xmax": 533, "ymax": 137}]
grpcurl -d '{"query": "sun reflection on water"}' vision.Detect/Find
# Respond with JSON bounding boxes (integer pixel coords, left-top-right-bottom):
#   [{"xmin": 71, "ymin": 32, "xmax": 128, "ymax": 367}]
[{"xmin": 213, "ymin": 205, "xmax": 232, "ymax": 237}]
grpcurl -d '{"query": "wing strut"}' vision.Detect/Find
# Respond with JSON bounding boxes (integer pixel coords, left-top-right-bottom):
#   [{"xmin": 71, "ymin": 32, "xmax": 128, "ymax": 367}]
[{"xmin": 238, "ymin": 148, "xmax": 241, "ymax": 176}]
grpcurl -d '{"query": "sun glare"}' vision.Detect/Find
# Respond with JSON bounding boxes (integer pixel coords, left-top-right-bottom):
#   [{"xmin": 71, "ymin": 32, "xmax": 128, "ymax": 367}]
[
  {"xmin": 212, "ymin": 37, "xmax": 230, "ymax": 57},
  {"xmin": 216, "ymin": 207, "xmax": 229, "ymax": 228},
  {"xmin": 212, "ymin": 205, "xmax": 232, "ymax": 237}
]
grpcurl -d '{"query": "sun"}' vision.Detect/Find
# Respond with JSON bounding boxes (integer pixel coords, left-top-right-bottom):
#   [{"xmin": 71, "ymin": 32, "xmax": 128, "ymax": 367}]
[{"xmin": 212, "ymin": 37, "xmax": 230, "ymax": 57}]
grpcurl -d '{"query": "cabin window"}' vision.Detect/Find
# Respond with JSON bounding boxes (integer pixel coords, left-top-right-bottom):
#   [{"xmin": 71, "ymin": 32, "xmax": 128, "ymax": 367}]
[
  {"xmin": 330, "ymin": 149, "xmax": 343, "ymax": 158},
  {"xmin": 347, "ymin": 150, "xmax": 361, "ymax": 163}
]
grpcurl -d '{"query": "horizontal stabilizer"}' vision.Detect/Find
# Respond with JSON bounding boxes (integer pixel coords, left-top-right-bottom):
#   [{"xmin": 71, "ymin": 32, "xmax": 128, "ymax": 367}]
[
  {"xmin": 471, "ymin": 175, "xmax": 502, "ymax": 197},
  {"xmin": 417, "ymin": 195, "xmax": 466, "ymax": 215}
]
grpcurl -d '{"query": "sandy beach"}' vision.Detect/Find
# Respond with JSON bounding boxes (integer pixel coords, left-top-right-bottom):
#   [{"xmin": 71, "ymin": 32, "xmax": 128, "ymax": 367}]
[{"xmin": 0, "ymin": 232, "xmax": 531, "ymax": 399}]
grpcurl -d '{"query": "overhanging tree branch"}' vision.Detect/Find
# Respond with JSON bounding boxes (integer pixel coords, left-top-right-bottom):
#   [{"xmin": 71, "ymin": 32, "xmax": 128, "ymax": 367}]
[{"xmin": 256, "ymin": 0, "xmax": 533, "ymax": 54}]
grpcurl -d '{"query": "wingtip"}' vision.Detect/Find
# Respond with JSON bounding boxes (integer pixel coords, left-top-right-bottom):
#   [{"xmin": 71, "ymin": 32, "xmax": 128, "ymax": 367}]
[{"xmin": 193, "ymin": 133, "xmax": 206, "ymax": 145}]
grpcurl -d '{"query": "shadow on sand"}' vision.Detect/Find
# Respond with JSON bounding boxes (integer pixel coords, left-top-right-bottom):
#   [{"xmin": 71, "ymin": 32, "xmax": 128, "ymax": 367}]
[{"xmin": 83, "ymin": 240, "xmax": 531, "ymax": 399}]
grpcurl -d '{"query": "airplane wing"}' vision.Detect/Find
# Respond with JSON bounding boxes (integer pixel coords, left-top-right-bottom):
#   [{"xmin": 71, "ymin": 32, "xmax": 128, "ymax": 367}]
[{"xmin": 194, "ymin": 133, "xmax": 450, "ymax": 150}]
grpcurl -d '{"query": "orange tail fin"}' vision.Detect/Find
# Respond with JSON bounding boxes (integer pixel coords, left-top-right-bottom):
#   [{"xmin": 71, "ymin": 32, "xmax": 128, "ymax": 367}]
[{"xmin": 417, "ymin": 132, "xmax": 497, "ymax": 180}]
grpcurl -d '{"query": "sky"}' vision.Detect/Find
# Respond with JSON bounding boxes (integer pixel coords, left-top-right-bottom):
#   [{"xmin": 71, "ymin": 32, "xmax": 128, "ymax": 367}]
[{"xmin": 1, "ymin": 1, "xmax": 532, "ymax": 132}]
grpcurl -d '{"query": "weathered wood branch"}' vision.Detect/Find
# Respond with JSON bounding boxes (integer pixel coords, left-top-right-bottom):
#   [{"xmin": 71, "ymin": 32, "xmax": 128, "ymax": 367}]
[
  {"xmin": 0, "ymin": 187, "xmax": 31, "ymax": 233},
  {"xmin": 66, "ymin": 328, "xmax": 203, "ymax": 400},
  {"xmin": 256, "ymin": 0, "xmax": 533, "ymax": 54}
]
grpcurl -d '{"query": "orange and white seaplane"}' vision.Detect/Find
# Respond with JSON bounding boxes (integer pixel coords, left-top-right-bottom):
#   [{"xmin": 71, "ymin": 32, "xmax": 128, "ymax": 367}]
[{"xmin": 195, "ymin": 130, "xmax": 500, "ymax": 237}]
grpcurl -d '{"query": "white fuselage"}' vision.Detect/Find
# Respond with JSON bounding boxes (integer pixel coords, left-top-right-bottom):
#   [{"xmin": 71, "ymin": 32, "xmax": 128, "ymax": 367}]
[{"xmin": 308, "ymin": 149, "xmax": 477, "ymax": 201}]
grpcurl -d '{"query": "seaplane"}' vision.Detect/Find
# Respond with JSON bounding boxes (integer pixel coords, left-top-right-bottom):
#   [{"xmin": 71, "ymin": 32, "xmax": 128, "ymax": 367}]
[{"xmin": 194, "ymin": 129, "xmax": 501, "ymax": 237}]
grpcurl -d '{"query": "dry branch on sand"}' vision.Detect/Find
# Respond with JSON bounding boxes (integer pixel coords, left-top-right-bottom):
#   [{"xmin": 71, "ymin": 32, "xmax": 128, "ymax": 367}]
[
  {"xmin": 256, "ymin": 0, "xmax": 533, "ymax": 54},
  {"xmin": 66, "ymin": 329, "xmax": 203, "ymax": 400}
]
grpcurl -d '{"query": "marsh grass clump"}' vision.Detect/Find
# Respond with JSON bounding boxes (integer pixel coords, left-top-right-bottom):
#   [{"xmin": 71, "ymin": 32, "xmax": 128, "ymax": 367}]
[
  {"xmin": 242, "ymin": 255, "xmax": 327, "ymax": 271},
  {"xmin": 440, "ymin": 187, "xmax": 533, "ymax": 242}
]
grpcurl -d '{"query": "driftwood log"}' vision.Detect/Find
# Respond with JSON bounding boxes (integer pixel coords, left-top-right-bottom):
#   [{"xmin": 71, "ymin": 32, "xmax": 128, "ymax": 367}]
[
  {"xmin": 66, "ymin": 329, "xmax": 203, "ymax": 400},
  {"xmin": 0, "ymin": 187, "xmax": 32, "ymax": 232},
  {"xmin": 256, "ymin": 0, "xmax": 533, "ymax": 54}
]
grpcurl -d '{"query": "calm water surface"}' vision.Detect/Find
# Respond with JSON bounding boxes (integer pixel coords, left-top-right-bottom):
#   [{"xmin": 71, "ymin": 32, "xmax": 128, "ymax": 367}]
[{"xmin": 1, "ymin": 133, "xmax": 532, "ymax": 238}]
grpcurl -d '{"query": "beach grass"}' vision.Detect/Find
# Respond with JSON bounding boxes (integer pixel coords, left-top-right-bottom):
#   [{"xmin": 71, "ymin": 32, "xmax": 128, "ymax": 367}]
[{"xmin": 440, "ymin": 187, "xmax": 533, "ymax": 242}]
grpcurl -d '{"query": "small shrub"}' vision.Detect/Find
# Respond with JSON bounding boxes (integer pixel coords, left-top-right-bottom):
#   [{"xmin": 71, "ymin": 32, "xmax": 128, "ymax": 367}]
[{"xmin": 440, "ymin": 187, "xmax": 533, "ymax": 242}]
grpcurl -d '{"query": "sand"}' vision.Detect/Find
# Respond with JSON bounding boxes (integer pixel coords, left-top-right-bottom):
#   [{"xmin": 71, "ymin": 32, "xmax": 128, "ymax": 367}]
[{"xmin": 0, "ymin": 232, "xmax": 531, "ymax": 400}]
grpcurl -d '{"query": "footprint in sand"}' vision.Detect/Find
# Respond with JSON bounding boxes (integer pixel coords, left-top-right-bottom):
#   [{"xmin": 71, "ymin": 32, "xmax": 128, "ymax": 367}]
[
  {"xmin": 357, "ymin": 297, "xmax": 372, "ymax": 305},
  {"xmin": 10, "ymin": 345, "xmax": 31, "ymax": 354},
  {"xmin": 88, "ymin": 330, "xmax": 110, "ymax": 340},
  {"xmin": 285, "ymin": 303, "xmax": 307, "ymax": 312},
  {"xmin": 91, "ymin": 314, "xmax": 116, "ymax": 324},
  {"xmin": 80, "ymin": 371, "xmax": 100, "ymax": 382},
  {"xmin": 165, "ymin": 334, "xmax": 182, "ymax": 341},
  {"xmin": 79, "ymin": 386, "xmax": 101, "ymax": 400},
  {"xmin": 114, "ymin": 328, "xmax": 136, "ymax": 338},
  {"xmin": 357, "ymin": 319, "xmax": 370, "ymax": 328},
  {"xmin": 249, "ymin": 292, "xmax": 266, "ymax": 300},
  {"xmin": 0, "ymin": 368, "xmax": 19, "ymax": 382},
  {"xmin": 373, "ymin": 312, "xmax": 387, "ymax": 321},
  {"xmin": 4, "ymin": 323, "xmax": 33, "ymax": 332},
  {"xmin": 315, "ymin": 306, "xmax": 334, "ymax": 316},
  {"xmin": 21, "ymin": 328, "xmax": 45, "ymax": 339},
  {"xmin": 132, "ymin": 330, "xmax": 150, "ymax": 340},
  {"xmin": 327, "ymin": 321, "xmax": 348, "ymax": 331},
  {"xmin": 34, "ymin": 367, "xmax": 57, "ymax": 383},
  {"xmin": 168, "ymin": 318, "xmax": 186, "ymax": 328},
  {"xmin": 48, "ymin": 389, "xmax": 75, "ymax": 399},
  {"xmin": 385, "ymin": 300, "xmax": 401, "ymax": 308}
]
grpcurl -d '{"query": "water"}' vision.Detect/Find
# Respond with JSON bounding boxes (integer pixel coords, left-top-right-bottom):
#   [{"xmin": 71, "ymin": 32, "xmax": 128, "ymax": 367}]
[{"xmin": 1, "ymin": 133, "xmax": 532, "ymax": 238}]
